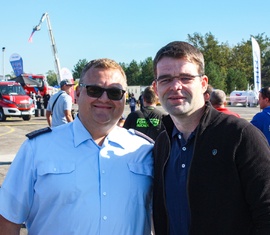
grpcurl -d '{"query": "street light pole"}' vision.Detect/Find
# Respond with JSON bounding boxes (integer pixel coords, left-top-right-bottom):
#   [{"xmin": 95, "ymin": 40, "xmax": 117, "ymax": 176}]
[{"xmin": 2, "ymin": 47, "xmax": 5, "ymax": 81}]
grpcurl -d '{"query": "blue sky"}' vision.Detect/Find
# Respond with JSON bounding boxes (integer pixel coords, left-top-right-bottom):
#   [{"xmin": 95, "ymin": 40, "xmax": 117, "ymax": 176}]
[{"xmin": 1, "ymin": 0, "xmax": 269, "ymax": 77}]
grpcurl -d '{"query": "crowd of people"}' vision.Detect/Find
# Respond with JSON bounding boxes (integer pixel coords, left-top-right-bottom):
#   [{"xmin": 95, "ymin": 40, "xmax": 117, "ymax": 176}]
[{"xmin": 1, "ymin": 42, "xmax": 270, "ymax": 235}]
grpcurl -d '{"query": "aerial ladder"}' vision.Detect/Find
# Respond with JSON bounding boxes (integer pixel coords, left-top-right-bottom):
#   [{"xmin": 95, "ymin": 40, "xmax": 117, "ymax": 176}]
[{"xmin": 31, "ymin": 12, "xmax": 62, "ymax": 84}]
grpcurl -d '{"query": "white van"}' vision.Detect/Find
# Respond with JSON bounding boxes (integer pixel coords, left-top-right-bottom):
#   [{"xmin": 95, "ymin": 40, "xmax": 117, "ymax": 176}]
[{"xmin": 229, "ymin": 90, "xmax": 259, "ymax": 107}]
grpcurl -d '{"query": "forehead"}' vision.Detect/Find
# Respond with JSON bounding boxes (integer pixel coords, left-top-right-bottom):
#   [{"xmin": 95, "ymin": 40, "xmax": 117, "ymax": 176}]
[
  {"xmin": 156, "ymin": 57, "xmax": 198, "ymax": 76},
  {"xmin": 84, "ymin": 67, "xmax": 126, "ymax": 86}
]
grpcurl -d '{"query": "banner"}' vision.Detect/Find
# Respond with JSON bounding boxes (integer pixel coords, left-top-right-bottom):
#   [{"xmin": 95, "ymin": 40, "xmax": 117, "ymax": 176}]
[
  {"xmin": 61, "ymin": 67, "xmax": 75, "ymax": 102},
  {"xmin": 9, "ymin": 53, "xmax": 24, "ymax": 77},
  {"xmin": 251, "ymin": 37, "xmax": 261, "ymax": 93}
]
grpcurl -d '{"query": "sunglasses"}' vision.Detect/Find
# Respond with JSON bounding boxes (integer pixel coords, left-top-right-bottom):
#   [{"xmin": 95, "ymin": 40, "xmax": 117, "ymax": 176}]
[{"xmin": 80, "ymin": 84, "xmax": 126, "ymax": 101}]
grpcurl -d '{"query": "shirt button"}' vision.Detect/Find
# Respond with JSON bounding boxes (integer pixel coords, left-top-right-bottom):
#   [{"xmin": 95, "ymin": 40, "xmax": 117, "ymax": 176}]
[
  {"xmin": 182, "ymin": 164, "xmax": 185, "ymax": 168},
  {"xmin": 53, "ymin": 168, "xmax": 57, "ymax": 172},
  {"xmin": 103, "ymin": 192, "xmax": 107, "ymax": 196},
  {"xmin": 178, "ymin": 134, "xmax": 181, "ymax": 139},
  {"xmin": 102, "ymin": 170, "xmax": 105, "ymax": 174},
  {"xmin": 103, "ymin": 216, "xmax": 107, "ymax": 220},
  {"xmin": 182, "ymin": 147, "xmax": 186, "ymax": 151}
]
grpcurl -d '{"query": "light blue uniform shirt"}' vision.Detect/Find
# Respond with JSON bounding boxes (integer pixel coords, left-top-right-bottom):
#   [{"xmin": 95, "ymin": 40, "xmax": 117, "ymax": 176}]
[
  {"xmin": 0, "ymin": 117, "xmax": 153, "ymax": 235},
  {"xmin": 46, "ymin": 90, "xmax": 72, "ymax": 127}
]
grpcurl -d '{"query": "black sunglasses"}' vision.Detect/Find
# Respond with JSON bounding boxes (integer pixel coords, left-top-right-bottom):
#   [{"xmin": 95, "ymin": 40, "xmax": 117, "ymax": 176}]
[{"xmin": 80, "ymin": 84, "xmax": 126, "ymax": 101}]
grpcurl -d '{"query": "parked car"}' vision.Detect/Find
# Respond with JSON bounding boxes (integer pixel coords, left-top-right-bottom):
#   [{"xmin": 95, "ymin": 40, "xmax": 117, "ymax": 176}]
[{"xmin": 229, "ymin": 90, "xmax": 259, "ymax": 107}]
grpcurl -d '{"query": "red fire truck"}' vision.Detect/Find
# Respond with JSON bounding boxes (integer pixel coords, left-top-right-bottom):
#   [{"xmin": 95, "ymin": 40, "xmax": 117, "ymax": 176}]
[
  {"xmin": 12, "ymin": 73, "xmax": 49, "ymax": 96},
  {"xmin": 0, "ymin": 81, "xmax": 35, "ymax": 121}
]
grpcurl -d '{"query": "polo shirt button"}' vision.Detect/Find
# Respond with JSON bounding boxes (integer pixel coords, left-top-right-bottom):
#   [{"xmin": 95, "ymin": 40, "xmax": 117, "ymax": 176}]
[
  {"xmin": 182, "ymin": 147, "xmax": 186, "ymax": 151},
  {"xmin": 103, "ymin": 192, "xmax": 107, "ymax": 196},
  {"xmin": 103, "ymin": 216, "xmax": 107, "ymax": 220},
  {"xmin": 182, "ymin": 164, "xmax": 185, "ymax": 168}
]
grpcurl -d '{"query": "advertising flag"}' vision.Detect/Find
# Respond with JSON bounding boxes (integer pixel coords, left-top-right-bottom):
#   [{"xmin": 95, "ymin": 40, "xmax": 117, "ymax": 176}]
[
  {"xmin": 251, "ymin": 37, "xmax": 261, "ymax": 93},
  {"xmin": 9, "ymin": 53, "xmax": 24, "ymax": 77},
  {"xmin": 28, "ymin": 29, "xmax": 36, "ymax": 43}
]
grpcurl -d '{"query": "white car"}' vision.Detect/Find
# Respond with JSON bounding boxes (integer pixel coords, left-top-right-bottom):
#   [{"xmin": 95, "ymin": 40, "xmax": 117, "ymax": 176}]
[{"xmin": 229, "ymin": 90, "xmax": 259, "ymax": 107}]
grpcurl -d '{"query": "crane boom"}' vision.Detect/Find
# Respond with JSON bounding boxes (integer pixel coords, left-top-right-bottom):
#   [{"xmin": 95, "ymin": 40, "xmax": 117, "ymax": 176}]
[{"xmin": 33, "ymin": 13, "xmax": 62, "ymax": 84}]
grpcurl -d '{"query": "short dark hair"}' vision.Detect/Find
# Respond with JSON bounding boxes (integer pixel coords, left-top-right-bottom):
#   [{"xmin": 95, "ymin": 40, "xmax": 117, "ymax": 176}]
[
  {"xmin": 204, "ymin": 84, "xmax": 213, "ymax": 95},
  {"xmin": 260, "ymin": 87, "xmax": 270, "ymax": 100},
  {"xmin": 143, "ymin": 86, "xmax": 158, "ymax": 104},
  {"xmin": 153, "ymin": 41, "xmax": 205, "ymax": 78}
]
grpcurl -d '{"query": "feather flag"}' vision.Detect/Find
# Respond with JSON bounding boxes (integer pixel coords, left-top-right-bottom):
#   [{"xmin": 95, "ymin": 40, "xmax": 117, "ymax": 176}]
[
  {"xmin": 28, "ymin": 29, "xmax": 36, "ymax": 43},
  {"xmin": 251, "ymin": 37, "xmax": 261, "ymax": 93}
]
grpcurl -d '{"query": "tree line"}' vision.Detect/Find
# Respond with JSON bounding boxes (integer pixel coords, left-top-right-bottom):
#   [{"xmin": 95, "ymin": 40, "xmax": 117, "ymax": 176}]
[{"xmin": 47, "ymin": 32, "xmax": 270, "ymax": 94}]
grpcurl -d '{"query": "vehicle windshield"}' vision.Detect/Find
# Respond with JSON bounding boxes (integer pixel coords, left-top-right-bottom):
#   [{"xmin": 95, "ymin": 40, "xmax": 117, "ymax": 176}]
[{"xmin": 0, "ymin": 84, "xmax": 27, "ymax": 95}]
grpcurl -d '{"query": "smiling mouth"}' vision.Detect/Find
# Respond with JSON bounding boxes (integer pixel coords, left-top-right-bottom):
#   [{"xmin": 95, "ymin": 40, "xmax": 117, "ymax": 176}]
[{"xmin": 94, "ymin": 104, "xmax": 112, "ymax": 109}]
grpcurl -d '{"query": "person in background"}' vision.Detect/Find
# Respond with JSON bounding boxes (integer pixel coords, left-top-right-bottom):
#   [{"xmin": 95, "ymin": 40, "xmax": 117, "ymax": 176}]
[
  {"xmin": 36, "ymin": 92, "xmax": 42, "ymax": 109},
  {"xmin": 124, "ymin": 86, "xmax": 166, "ymax": 141},
  {"xmin": 0, "ymin": 58, "xmax": 154, "ymax": 235},
  {"xmin": 251, "ymin": 86, "xmax": 270, "ymax": 145},
  {"xmin": 152, "ymin": 41, "xmax": 270, "ymax": 235},
  {"xmin": 129, "ymin": 93, "xmax": 137, "ymax": 112},
  {"xmin": 46, "ymin": 79, "xmax": 74, "ymax": 127},
  {"xmin": 138, "ymin": 91, "xmax": 144, "ymax": 111},
  {"xmin": 203, "ymin": 84, "xmax": 213, "ymax": 101},
  {"xmin": 210, "ymin": 89, "xmax": 240, "ymax": 117},
  {"xmin": 43, "ymin": 90, "xmax": 51, "ymax": 109}
]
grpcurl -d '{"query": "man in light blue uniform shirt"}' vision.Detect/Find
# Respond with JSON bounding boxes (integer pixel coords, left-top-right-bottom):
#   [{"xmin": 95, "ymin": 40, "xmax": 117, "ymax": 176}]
[{"xmin": 0, "ymin": 58, "xmax": 154, "ymax": 235}]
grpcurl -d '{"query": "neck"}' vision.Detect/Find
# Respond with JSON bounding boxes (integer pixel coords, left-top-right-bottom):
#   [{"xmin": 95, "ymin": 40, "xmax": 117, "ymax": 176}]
[{"xmin": 171, "ymin": 106, "xmax": 205, "ymax": 141}]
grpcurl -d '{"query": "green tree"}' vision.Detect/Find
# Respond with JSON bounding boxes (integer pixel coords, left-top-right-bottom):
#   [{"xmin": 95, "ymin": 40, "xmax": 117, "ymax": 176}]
[
  {"xmin": 226, "ymin": 68, "xmax": 247, "ymax": 92},
  {"xmin": 139, "ymin": 57, "xmax": 154, "ymax": 85},
  {"xmin": 46, "ymin": 70, "xmax": 58, "ymax": 86},
  {"xmin": 205, "ymin": 61, "xmax": 226, "ymax": 91},
  {"xmin": 72, "ymin": 59, "xmax": 88, "ymax": 80},
  {"xmin": 124, "ymin": 60, "xmax": 141, "ymax": 85}
]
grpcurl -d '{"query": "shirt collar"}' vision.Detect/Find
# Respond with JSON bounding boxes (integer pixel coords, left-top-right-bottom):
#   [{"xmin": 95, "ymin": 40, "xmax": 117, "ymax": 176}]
[
  {"xmin": 73, "ymin": 117, "xmax": 93, "ymax": 147},
  {"xmin": 73, "ymin": 117, "xmax": 129, "ymax": 149},
  {"xmin": 171, "ymin": 125, "xmax": 197, "ymax": 141}
]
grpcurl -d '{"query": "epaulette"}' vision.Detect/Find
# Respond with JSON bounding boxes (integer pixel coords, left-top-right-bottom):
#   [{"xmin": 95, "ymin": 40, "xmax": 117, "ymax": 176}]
[
  {"xmin": 26, "ymin": 127, "xmax": 52, "ymax": 139},
  {"xmin": 129, "ymin": 129, "xmax": 155, "ymax": 144}
]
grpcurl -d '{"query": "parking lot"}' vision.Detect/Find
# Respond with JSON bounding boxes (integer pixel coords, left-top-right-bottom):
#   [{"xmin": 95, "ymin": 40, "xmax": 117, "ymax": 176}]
[{"xmin": 0, "ymin": 104, "xmax": 260, "ymax": 169}]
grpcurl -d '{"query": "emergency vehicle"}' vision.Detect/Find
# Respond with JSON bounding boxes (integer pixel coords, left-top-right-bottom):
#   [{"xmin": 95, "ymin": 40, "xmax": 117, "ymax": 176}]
[
  {"xmin": 0, "ymin": 81, "xmax": 35, "ymax": 121},
  {"xmin": 11, "ymin": 73, "xmax": 49, "ymax": 96}
]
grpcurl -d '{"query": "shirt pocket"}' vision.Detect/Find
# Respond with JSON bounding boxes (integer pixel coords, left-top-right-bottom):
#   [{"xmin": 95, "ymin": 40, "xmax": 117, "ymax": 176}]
[
  {"xmin": 127, "ymin": 163, "xmax": 153, "ymax": 206},
  {"xmin": 36, "ymin": 162, "xmax": 79, "ymax": 204},
  {"xmin": 128, "ymin": 163, "xmax": 153, "ymax": 178}
]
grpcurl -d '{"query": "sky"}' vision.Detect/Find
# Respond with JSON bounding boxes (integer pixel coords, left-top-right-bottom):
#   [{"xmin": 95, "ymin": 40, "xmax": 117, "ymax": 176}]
[{"xmin": 1, "ymin": 0, "xmax": 270, "ymax": 77}]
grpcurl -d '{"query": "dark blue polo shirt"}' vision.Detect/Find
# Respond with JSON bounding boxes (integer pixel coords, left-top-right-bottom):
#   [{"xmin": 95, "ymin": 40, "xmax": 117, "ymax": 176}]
[{"xmin": 165, "ymin": 125, "xmax": 195, "ymax": 235}]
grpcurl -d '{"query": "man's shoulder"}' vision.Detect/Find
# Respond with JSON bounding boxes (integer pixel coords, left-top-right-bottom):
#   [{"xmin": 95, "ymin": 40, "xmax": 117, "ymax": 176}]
[
  {"xmin": 123, "ymin": 128, "xmax": 154, "ymax": 144},
  {"xmin": 26, "ymin": 127, "xmax": 52, "ymax": 139}
]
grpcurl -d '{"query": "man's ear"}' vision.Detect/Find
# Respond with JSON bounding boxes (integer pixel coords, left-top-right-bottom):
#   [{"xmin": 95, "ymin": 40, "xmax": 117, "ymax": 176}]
[
  {"xmin": 152, "ymin": 80, "xmax": 158, "ymax": 96},
  {"xmin": 201, "ymin": 75, "xmax": 208, "ymax": 93}
]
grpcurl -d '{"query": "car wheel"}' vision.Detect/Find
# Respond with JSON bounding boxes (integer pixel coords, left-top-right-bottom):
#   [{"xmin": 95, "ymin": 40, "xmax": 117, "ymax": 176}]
[
  {"xmin": 22, "ymin": 115, "xmax": 31, "ymax": 121},
  {"xmin": 0, "ymin": 108, "xmax": 6, "ymax": 121}
]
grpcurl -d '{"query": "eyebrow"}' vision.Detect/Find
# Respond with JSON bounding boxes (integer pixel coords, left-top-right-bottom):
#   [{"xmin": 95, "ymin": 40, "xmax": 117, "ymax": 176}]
[{"xmin": 157, "ymin": 73, "xmax": 198, "ymax": 80}]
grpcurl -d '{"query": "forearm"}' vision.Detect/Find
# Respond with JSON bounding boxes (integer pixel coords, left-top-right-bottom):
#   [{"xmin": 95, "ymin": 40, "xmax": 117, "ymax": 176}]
[
  {"xmin": 65, "ymin": 110, "xmax": 73, "ymax": 123},
  {"xmin": 46, "ymin": 111, "xmax": 52, "ymax": 127},
  {"xmin": 0, "ymin": 215, "xmax": 21, "ymax": 235}
]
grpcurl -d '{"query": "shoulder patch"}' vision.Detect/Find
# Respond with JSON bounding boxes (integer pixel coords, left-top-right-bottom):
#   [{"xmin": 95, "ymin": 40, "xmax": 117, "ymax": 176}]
[
  {"xmin": 128, "ymin": 129, "xmax": 155, "ymax": 144},
  {"xmin": 26, "ymin": 127, "xmax": 52, "ymax": 139}
]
